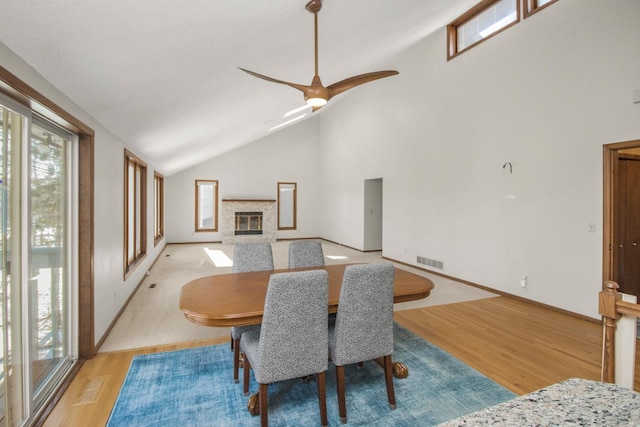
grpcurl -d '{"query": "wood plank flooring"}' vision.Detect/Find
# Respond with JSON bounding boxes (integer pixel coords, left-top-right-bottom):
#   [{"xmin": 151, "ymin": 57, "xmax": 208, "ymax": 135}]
[{"xmin": 42, "ymin": 296, "xmax": 639, "ymax": 426}]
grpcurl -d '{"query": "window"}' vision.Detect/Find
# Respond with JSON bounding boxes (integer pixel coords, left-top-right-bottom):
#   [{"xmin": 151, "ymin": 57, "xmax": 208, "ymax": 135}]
[
  {"xmin": 154, "ymin": 172, "xmax": 164, "ymax": 244},
  {"xmin": 277, "ymin": 182, "xmax": 297, "ymax": 230},
  {"xmin": 523, "ymin": 0, "xmax": 558, "ymax": 18},
  {"xmin": 448, "ymin": 0, "xmax": 519, "ymax": 59},
  {"xmin": 448, "ymin": 0, "xmax": 559, "ymax": 59},
  {"xmin": 195, "ymin": 180, "xmax": 218, "ymax": 232},
  {"xmin": 124, "ymin": 150, "xmax": 147, "ymax": 275}
]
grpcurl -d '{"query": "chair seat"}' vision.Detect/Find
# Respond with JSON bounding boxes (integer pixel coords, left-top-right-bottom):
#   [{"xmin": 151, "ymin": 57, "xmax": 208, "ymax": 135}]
[{"xmin": 231, "ymin": 325, "xmax": 260, "ymax": 340}]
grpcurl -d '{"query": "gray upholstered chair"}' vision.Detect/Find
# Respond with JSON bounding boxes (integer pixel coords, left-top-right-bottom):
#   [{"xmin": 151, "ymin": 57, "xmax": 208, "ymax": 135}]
[
  {"xmin": 328, "ymin": 262, "xmax": 396, "ymax": 424},
  {"xmin": 241, "ymin": 270, "xmax": 329, "ymax": 427},
  {"xmin": 288, "ymin": 240, "xmax": 325, "ymax": 269},
  {"xmin": 232, "ymin": 242, "xmax": 274, "ymax": 273},
  {"xmin": 230, "ymin": 242, "xmax": 274, "ymax": 383}
]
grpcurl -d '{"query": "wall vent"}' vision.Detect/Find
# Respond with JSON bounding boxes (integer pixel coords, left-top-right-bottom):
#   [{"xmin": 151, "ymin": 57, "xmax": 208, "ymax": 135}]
[{"xmin": 417, "ymin": 256, "xmax": 443, "ymax": 269}]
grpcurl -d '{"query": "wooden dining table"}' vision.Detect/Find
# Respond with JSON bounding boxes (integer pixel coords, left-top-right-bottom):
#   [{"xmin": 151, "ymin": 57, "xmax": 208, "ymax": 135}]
[
  {"xmin": 180, "ymin": 263, "xmax": 434, "ymax": 413},
  {"xmin": 179, "ymin": 263, "xmax": 434, "ymax": 328}
]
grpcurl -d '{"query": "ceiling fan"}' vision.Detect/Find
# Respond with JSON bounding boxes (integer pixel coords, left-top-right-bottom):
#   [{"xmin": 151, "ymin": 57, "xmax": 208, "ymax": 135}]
[{"xmin": 239, "ymin": 0, "xmax": 399, "ymax": 111}]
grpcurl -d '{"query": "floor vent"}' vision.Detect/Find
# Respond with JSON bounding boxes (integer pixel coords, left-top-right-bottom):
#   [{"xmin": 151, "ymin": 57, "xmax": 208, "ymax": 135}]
[
  {"xmin": 417, "ymin": 256, "xmax": 443, "ymax": 269},
  {"xmin": 73, "ymin": 377, "xmax": 106, "ymax": 406}
]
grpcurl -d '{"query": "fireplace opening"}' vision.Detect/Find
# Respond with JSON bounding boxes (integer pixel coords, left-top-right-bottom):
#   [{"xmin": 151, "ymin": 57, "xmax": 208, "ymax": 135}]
[{"xmin": 235, "ymin": 211, "xmax": 263, "ymax": 235}]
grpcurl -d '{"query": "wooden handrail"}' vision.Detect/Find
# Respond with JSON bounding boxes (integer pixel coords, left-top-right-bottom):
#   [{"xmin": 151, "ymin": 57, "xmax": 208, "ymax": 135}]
[{"xmin": 599, "ymin": 280, "xmax": 640, "ymax": 383}]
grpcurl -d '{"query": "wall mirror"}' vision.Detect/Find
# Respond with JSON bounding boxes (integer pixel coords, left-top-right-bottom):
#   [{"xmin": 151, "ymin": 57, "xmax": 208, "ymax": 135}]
[{"xmin": 278, "ymin": 182, "xmax": 297, "ymax": 230}]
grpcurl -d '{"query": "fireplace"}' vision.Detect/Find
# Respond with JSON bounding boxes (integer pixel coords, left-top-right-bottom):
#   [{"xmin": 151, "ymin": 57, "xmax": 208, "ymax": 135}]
[
  {"xmin": 235, "ymin": 211, "xmax": 263, "ymax": 235},
  {"xmin": 222, "ymin": 199, "xmax": 275, "ymax": 244}
]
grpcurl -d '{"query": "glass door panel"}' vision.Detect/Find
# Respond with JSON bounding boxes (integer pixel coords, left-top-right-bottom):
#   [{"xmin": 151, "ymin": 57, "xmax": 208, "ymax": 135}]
[
  {"xmin": 29, "ymin": 120, "xmax": 71, "ymax": 405},
  {"xmin": 0, "ymin": 93, "xmax": 76, "ymax": 425},
  {"xmin": 1, "ymin": 101, "xmax": 27, "ymax": 426}
]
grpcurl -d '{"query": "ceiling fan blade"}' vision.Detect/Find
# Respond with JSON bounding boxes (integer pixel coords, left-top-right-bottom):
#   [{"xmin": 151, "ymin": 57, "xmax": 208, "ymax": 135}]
[
  {"xmin": 327, "ymin": 70, "xmax": 399, "ymax": 98},
  {"xmin": 238, "ymin": 67, "xmax": 311, "ymax": 93}
]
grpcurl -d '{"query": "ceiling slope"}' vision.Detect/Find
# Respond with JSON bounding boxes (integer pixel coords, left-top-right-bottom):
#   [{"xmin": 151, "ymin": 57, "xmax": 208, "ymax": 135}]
[{"xmin": 0, "ymin": 0, "xmax": 477, "ymax": 175}]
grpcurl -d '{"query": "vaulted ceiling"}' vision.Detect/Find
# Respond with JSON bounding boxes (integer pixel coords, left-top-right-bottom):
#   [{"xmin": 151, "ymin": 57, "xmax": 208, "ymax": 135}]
[{"xmin": 0, "ymin": 0, "xmax": 477, "ymax": 175}]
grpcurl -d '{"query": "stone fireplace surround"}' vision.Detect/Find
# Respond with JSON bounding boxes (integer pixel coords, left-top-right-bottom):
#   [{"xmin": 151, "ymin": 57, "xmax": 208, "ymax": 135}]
[{"xmin": 221, "ymin": 199, "xmax": 276, "ymax": 244}]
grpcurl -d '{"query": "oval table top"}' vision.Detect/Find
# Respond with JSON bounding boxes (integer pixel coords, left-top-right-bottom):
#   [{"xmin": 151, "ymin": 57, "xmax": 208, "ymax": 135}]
[{"xmin": 180, "ymin": 263, "xmax": 434, "ymax": 327}]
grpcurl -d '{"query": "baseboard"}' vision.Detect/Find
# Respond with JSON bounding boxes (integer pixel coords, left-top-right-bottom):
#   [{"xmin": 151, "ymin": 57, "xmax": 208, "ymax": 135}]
[
  {"xmin": 383, "ymin": 255, "xmax": 600, "ymax": 325},
  {"xmin": 317, "ymin": 238, "xmax": 365, "ymax": 253},
  {"xmin": 95, "ymin": 244, "xmax": 168, "ymax": 352},
  {"xmin": 168, "ymin": 240, "xmax": 223, "ymax": 244}
]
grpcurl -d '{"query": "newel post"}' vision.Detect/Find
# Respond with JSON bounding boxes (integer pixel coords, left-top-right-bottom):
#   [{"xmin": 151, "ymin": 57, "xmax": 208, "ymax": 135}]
[{"xmin": 599, "ymin": 280, "xmax": 622, "ymax": 383}]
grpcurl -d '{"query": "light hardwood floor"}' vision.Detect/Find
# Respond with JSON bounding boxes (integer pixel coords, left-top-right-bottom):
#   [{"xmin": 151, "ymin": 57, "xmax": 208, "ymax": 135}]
[{"xmin": 43, "ymin": 296, "xmax": 639, "ymax": 426}]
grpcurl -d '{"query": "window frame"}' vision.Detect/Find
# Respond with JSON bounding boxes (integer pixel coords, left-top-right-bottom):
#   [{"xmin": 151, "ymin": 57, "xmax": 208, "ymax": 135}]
[
  {"xmin": 277, "ymin": 182, "xmax": 297, "ymax": 230},
  {"xmin": 195, "ymin": 179, "xmax": 219, "ymax": 232},
  {"xmin": 522, "ymin": 0, "xmax": 559, "ymax": 19},
  {"xmin": 124, "ymin": 149, "xmax": 147, "ymax": 277},
  {"xmin": 154, "ymin": 172, "xmax": 164, "ymax": 245},
  {"xmin": 447, "ymin": 0, "xmax": 521, "ymax": 60},
  {"xmin": 448, "ymin": 0, "xmax": 559, "ymax": 59}
]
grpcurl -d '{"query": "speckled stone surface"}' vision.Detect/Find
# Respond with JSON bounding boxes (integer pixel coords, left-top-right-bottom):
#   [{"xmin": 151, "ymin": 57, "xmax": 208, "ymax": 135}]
[{"xmin": 439, "ymin": 378, "xmax": 640, "ymax": 426}]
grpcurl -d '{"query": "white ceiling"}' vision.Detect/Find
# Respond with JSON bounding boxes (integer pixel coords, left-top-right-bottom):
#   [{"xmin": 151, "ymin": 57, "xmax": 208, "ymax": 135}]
[{"xmin": 0, "ymin": 0, "xmax": 477, "ymax": 175}]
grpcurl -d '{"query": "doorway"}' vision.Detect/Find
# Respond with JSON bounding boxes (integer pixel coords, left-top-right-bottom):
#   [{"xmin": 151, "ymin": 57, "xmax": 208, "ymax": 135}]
[
  {"xmin": 1, "ymin": 94, "xmax": 78, "ymax": 425},
  {"xmin": 363, "ymin": 178, "xmax": 383, "ymax": 251},
  {"xmin": 604, "ymin": 139, "xmax": 640, "ymax": 297}
]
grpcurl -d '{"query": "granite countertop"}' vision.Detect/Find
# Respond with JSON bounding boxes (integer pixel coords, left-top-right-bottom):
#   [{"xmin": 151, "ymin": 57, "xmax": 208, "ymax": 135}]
[{"xmin": 439, "ymin": 378, "xmax": 640, "ymax": 426}]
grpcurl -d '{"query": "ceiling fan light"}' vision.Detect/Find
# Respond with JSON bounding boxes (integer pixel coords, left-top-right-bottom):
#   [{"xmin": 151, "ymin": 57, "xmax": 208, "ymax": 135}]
[{"xmin": 306, "ymin": 97, "xmax": 327, "ymax": 107}]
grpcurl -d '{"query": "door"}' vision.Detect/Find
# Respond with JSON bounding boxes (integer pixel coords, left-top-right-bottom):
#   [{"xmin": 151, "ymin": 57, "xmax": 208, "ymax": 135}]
[
  {"xmin": 614, "ymin": 155, "xmax": 640, "ymax": 297},
  {"xmin": 0, "ymin": 94, "xmax": 77, "ymax": 425},
  {"xmin": 363, "ymin": 178, "xmax": 383, "ymax": 251}
]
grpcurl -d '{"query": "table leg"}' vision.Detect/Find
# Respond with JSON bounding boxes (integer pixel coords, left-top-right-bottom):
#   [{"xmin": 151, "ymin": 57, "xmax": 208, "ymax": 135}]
[
  {"xmin": 247, "ymin": 392, "xmax": 260, "ymax": 416},
  {"xmin": 374, "ymin": 357, "xmax": 408, "ymax": 378}
]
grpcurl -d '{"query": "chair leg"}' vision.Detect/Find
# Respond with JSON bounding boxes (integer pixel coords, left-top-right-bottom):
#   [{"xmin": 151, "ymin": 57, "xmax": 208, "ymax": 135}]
[
  {"xmin": 233, "ymin": 337, "xmax": 241, "ymax": 383},
  {"xmin": 259, "ymin": 383, "xmax": 268, "ymax": 427},
  {"xmin": 335, "ymin": 365, "xmax": 347, "ymax": 424},
  {"xmin": 383, "ymin": 355, "xmax": 396, "ymax": 410},
  {"xmin": 317, "ymin": 371, "xmax": 328, "ymax": 427},
  {"xmin": 230, "ymin": 332, "xmax": 233, "ymax": 351},
  {"xmin": 243, "ymin": 355, "xmax": 251, "ymax": 396}
]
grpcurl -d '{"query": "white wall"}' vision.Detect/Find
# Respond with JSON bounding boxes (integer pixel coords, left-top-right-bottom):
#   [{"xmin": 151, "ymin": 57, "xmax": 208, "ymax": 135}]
[
  {"xmin": 165, "ymin": 117, "xmax": 322, "ymax": 242},
  {"xmin": 0, "ymin": 43, "xmax": 166, "ymax": 346},
  {"xmin": 320, "ymin": 0, "xmax": 640, "ymax": 318},
  {"xmin": 4, "ymin": 0, "xmax": 636, "ymax": 346}
]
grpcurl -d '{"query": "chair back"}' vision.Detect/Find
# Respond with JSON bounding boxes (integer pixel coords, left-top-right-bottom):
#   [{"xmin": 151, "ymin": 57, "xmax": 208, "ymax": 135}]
[
  {"xmin": 330, "ymin": 262, "xmax": 395, "ymax": 366},
  {"xmin": 288, "ymin": 240, "xmax": 325, "ymax": 269},
  {"xmin": 256, "ymin": 270, "xmax": 329, "ymax": 384},
  {"xmin": 232, "ymin": 242, "xmax": 274, "ymax": 273}
]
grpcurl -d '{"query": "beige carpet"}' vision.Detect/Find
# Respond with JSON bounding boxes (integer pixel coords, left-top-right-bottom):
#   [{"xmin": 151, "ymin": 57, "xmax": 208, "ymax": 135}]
[{"xmin": 99, "ymin": 241, "xmax": 497, "ymax": 353}]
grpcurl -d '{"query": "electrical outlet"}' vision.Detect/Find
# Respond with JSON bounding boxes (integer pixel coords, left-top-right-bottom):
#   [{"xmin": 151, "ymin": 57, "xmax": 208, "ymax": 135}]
[{"xmin": 520, "ymin": 275, "xmax": 527, "ymax": 288}]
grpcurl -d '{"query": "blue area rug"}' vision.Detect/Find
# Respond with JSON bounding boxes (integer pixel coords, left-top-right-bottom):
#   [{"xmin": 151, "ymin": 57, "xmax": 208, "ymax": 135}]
[{"xmin": 107, "ymin": 323, "xmax": 515, "ymax": 426}]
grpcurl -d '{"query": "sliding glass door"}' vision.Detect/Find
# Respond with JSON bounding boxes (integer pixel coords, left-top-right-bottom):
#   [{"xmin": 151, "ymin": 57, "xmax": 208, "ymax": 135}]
[
  {"xmin": 1, "ymin": 98, "xmax": 27, "ymax": 426},
  {"xmin": 29, "ymin": 119, "xmax": 74, "ymax": 409},
  {"xmin": 0, "ymin": 95, "xmax": 77, "ymax": 425}
]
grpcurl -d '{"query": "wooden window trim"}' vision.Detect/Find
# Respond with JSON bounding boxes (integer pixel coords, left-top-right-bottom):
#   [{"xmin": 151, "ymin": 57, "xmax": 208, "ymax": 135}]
[
  {"xmin": 523, "ymin": 0, "xmax": 559, "ymax": 19},
  {"xmin": 0, "ymin": 65, "xmax": 96, "ymax": 423},
  {"xmin": 447, "ymin": 0, "xmax": 521, "ymax": 61},
  {"xmin": 195, "ymin": 179, "xmax": 219, "ymax": 232},
  {"xmin": 154, "ymin": 172, "xmax": 164, "ymax": 245},
  {"xmin": 124, "ymin": 149, "xmax": 147, "ymax": 277},
  {"xmin": 277, "ymin": 182, "xmax": 297, "ymax": 230}
]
